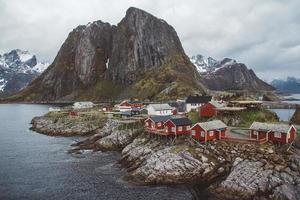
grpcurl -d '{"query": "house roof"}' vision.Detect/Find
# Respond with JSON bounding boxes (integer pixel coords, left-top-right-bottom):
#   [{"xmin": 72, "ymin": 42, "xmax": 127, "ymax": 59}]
[
  {"xmin": 148, "ymin": 104, "xmax": 172, "ymax": 111},
  {"xmin": 249, "ymin": 122, "xmax": 296, "ymax": 133},
  {"xmin": 150, "ymin": 115, "xmax": 172, "ymax": 123},
  {"xmin": 120, "ymin": 111, "xmax": 132, "ymax": 116},
  {"xmin": 230, "ymin": 101, "xmax": 263, "ymax": 105},
  {"xmin": 168, "ymin": 117, "xmax": 192, "ymax": 126},
  {"xmin": 129, "ymin": 100, "xmax": 142, "ymax": 104},
  {"xmin": 194, "ymin": 120, "xmax": 227, "ymax": 131},
  {"xmin": 208, "ymin": 101, "xmax": 223, "ymax": 108},
  {"xmin": 185, "ymin": 95, "xmax": 212, "ymax": 104},
  {"xmin": 216, "ymin": 107, "xmax": 246, "ymax": 112}
]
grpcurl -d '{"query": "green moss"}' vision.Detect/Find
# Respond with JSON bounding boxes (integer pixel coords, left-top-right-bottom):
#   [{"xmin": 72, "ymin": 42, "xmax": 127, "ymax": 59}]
[
  {"xmin": 187, "ymin": 110, "xmax": 200, "ymax": 124},
  {"xmin": 133, "ymin": 54, "xmax": 205, "ymax": 100}
]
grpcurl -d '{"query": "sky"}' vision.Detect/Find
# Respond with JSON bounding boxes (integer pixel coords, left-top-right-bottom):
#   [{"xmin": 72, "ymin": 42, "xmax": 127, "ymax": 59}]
[{"xmin": 0, "ymin": 0, "xmax": 299, "ymax": 81}]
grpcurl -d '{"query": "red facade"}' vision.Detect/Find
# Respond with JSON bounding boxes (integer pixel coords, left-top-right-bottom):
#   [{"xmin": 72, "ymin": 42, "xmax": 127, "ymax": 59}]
[
  {"xmin": 172, "ymin": 108, "xmax": 177, "ymax": 115},
  {"xmin": 199, "ymin": 103, "xmax": 217, "ymax": 118},
  {"xmin": 191, "ymin": 124, "xmax": 226, "ymax": 142},
  {"xmin": 144, "ymin": 118, "xmax": 165, "ymax": 130},
  {"xmin": 164, "ymin": 120, "xmax": 191, "ymax": 135},
  {"xmin": 250, "ymin": 126, "xmax": 296, "ymax": 144}
]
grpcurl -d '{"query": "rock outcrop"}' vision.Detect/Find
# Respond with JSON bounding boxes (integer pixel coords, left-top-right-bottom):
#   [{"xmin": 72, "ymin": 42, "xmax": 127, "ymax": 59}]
[
  {"xmin": 31, "ymin": 111, "xmax": 107, "ymax": 136},
  {"xmin": 11, "ymin": 7, "xmax": 205, "ymax": 102}
]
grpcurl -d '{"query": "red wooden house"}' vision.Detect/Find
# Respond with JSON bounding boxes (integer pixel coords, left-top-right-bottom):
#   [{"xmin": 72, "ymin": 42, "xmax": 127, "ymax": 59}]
[
  {"xmin": 144, "ymin": 115, "xmax": 172, "ymax": 130},
  {"xmin": 199, "ymin": 101, "xmax": 223, "ymax": 118},
  {"xmin": 190, "ymin": 120, "xmax": 227, "ymax": 142},
  {"xmin": 164, "ymin": 117, "xmax": 192, "ymax": 136},
  {"xmin": 249, "ymin": 122, "xmax": 297, "ymax": 144},
  {"xmin": 69, "ymin": 111, "xmax": 78, "ymax": 117}
]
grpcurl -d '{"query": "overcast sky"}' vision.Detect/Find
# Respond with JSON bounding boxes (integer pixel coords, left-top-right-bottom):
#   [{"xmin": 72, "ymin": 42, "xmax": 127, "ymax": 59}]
[{"xmin": 0, "ymin": 0, "xmax": 299, "ymax": 81}]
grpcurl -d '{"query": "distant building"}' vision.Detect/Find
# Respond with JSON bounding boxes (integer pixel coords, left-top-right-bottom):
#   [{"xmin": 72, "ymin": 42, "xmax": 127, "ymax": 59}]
[
  {"xmin": 147, "ymin": 104, "xmax": 173, "ymax": 116},
  {"xmin": 249, "ymin": 122, "xmax": 296, "ymax": 144},
  {"xmin": 185, "ymin": 95, "xmax": 212, "ymax": 112},
  {"xmin": 190, "ymin": 120, "xmax": 227, "ymax": 142},
  {"xmin": 73, "ymin": 102, "xmax": 94, "ymax": 109},
  {"xmin": 199, "ymin": 101, "xmax": 223, "ymax": 118},
  {"xmin": 117, "ymin": 100, "xmax": 143, "ymax": 112},
  {"xmin": 49, "ymin": 107, "xmax": 61, "ymax": 112}
]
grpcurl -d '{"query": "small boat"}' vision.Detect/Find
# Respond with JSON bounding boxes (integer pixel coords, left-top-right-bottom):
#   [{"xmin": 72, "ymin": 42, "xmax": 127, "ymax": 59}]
[{"xmin": 49, "ymin": 107, "xmax": 61, "ymax": 112}]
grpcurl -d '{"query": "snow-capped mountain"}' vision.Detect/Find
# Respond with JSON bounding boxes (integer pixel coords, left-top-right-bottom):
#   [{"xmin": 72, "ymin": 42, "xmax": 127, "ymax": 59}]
[
  {"xmin": 190, "ymin": 54, "xmax": 275, "ymax": 91},
  {"xmin": 190, "ymin": 54, "xmax": 220, "ymax": 73},
  {"xmin": 0, "ymin": 49, "xmax": 49, "ymax": 96}
]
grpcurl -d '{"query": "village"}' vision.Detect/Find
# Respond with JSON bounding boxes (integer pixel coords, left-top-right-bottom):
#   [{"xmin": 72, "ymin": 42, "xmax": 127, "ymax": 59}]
[
  {"xmin": 30, "ymin": 95, "xmax": 300, "ymax": 200},
  {"xmin": 48, "ymin": 94, "xmax": 298, "ymax": 147}
]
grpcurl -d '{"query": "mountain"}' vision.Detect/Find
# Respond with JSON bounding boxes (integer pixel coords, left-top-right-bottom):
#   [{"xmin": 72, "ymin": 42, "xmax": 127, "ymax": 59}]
[
  {"xmin": 190, "ymin": 54, "xmax": 275, "ymax": 92},
  {"xmin": 9, "ymin": 7, "xmax": 206, "ymax": 102},
  {"xmin": 271, "ymin": 77, "xmax": 300, "ymax": 94},
  {"xmin": 0, "ymin": 49, "xmax": 48, "ymax": 96}
]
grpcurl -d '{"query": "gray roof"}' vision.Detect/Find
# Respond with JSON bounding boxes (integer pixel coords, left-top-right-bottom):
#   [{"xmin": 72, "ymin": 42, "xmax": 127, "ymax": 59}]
[
  {"xmin": 195, "ymin": 120, "xmax": 227, "ymax": 131},
  {"xmin": 148, "ymin": 104, "xmax": 172, "ymax": 111},
  {"xmin": 249, "ymin": 122, "xmax": 295, "ymax": 133},
  {"xmin": 150, "ymin": 115, "xmax": 172, "ymax": 123},
  {"xmin": 208, "ymin": 101, "xmax": 223, "ymax": 108},
  {"xmin": 169, "ymin": 118, "xmax": 192, "ymax": 126},
  {"xmin": 186, "ymin": 95, "xmax": 212, "ymax": 104}
]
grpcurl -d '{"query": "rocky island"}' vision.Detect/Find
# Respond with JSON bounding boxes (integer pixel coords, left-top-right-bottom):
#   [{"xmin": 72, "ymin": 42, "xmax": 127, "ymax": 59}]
[{"xmin": 31, "ymin": 107, "xmax": 300, "ymax": 200}]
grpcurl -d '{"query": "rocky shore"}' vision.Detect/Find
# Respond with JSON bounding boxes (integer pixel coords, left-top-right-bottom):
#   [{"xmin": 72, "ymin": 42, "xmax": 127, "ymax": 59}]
[
  {"xmin": 31, "ymin": 111, "xmax": 107, "ymax": 136},
  {"xmin": 31, "ymin": 112, "xmax": 300, "ymax": 200}
]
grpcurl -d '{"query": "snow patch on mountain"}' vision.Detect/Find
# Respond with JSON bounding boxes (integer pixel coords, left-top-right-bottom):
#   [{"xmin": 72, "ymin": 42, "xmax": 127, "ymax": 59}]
[
  {"xmin": 32, "ymin": 62, "xmax": 49, "ymax": 73},
  {"xmin": 0, "ymin": 79, "xmax": 7, "ymax": 91}
]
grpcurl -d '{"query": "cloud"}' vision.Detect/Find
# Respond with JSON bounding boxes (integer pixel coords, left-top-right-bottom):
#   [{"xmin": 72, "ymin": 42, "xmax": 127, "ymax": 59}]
[{"xmin": 0, "ymin": 0, "xmax": 299, "ymax": 81}]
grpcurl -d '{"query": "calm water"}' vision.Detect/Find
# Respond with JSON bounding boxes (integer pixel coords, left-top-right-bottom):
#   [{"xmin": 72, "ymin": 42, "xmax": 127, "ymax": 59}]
[
  {"xmin": 0, "ymin": 104, "xmax": 193, "ymax": 200},
  {"xmin": 270, "ymin": 109, "xmax": 295, "ymax": 122}
]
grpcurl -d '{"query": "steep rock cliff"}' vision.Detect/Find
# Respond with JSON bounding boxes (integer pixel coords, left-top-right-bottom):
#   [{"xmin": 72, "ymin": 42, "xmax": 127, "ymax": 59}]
[{"xmin": 10, "ymin": 7, "xmax": 205, "ymax": 101}]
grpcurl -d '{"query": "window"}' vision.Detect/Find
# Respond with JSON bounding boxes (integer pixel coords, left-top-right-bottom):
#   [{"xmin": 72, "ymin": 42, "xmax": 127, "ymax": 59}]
[
  {"xmin": 274, "ymin": 132, "xmax": 281, "ymax": 138},
  {"xmin": 186, "ymin": 125, "xmax": 190, "ymax": 130},
  {"xmin": 152, "ymin": 123, "xmax": 155, "ymax": 128},
  {"xmin": 253, "ymin": 131, "xmax": 258, "ymax": 135},
  {"xmin": 201, "ymin": 131, "xmax": 205, "ymax": 137},
  {"xmin": 178, "ymin": 126, "xmax": 182, "ymax": 131},
  {"xmin": 171, "ymin": 127, "xmax": 176, "ymax": 132},
  {"xmin": 209, "ymin": 131, "xmax": 214, "ymax": 137},
  {"xmin": 157, "ymin": 122, "xmax": 161, "ymax": 127},
  {"xmin": 191, "ymin": 130, "xmax": 196, "ymax": 136}
]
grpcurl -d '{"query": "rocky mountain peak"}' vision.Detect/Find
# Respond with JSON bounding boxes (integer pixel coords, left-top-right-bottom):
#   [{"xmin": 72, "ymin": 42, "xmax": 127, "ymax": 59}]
[
  {"xmin": 106, "ymin": 6, "xmax": 186, "ymax": 84},
  {"xmin": 11, "ymin": 8, "xmax": 204, "ymax": 101}
]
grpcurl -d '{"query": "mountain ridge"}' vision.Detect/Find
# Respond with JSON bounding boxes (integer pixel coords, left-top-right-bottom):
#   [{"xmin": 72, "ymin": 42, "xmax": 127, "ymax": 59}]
[
  {"xmin": 271, "ymin": 77, "xmax": 300, "ymax": 94},
  {"xmin": 190, "ymin": 54, "xmax": 275, "ymax": 92}
]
